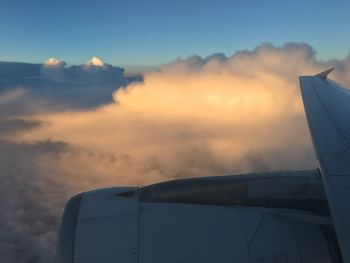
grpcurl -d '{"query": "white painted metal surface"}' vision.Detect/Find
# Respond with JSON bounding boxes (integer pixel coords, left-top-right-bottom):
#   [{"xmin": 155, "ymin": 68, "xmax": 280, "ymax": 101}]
[
  {"xmin": 75, "ymin": 188, "xmax": 139, "ymax": 263},
  {"xmin": 300, "ymin": 72, "xmax": 350, "ymax": 261}
]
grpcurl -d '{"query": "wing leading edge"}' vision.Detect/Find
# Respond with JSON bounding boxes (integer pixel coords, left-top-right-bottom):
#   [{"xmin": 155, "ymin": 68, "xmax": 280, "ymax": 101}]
[{"xmin": 300, "ymin": 70, "xmax": 350, "ymax": 262}]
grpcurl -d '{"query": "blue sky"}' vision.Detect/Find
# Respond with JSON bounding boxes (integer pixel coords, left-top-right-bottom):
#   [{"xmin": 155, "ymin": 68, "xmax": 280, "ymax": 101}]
[{"xmin": 1, "ymin": 0, "xmax": 349, "ymax": 69}]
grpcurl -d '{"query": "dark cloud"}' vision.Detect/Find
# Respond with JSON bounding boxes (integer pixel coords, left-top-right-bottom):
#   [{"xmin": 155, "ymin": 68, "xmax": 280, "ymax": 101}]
[
  {"xmin": 0, "ymin": 62, "xmax": 42, "ymax": 84},
  {"xmin": 0, "ymin": 59, "xmax": 142, "ymax": 114},
  {"xmin": 0, "ymin": 140, "xmax": 72, "ymax": 263},
  {"xmin": 0, "ymin": 118, "xmax": 41, "ymax": 136},
  {"xmin": 41, "ymin": 57, "xmax": 125, "ymax": 85}
]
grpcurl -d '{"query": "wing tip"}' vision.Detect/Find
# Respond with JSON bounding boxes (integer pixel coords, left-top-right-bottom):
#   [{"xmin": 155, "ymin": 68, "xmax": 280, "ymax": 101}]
[{"xmin": 315, "ymin": 68, "xmax": 334, "ymax": 79}]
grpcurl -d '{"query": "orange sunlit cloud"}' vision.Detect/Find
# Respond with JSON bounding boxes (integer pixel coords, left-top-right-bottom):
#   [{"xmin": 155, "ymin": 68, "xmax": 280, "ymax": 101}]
[{"xmin": 16, "ymin": 44, "xmax": 335, "ymax": 191}]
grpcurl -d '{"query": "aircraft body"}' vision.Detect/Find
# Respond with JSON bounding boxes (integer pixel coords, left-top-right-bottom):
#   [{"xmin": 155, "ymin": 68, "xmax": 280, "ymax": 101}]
[{"xmin": 57, "ymin": 69, "xmax": 348, "ymax": 263}]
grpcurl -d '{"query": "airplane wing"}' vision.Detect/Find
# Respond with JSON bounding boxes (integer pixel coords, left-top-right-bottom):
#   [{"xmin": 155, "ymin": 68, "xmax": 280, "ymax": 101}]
[{"xmin": 300, "ymin": 69, "xmax": 350, "ymax": 262}]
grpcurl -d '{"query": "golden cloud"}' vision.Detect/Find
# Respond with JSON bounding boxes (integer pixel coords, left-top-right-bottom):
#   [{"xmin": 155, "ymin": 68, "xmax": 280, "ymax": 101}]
[{"xmin": 17, "ymin": 43, "xmax": 336, "ymax": 191}]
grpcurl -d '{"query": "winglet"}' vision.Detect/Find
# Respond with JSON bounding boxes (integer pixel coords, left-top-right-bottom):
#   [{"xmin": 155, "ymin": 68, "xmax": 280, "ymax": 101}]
[{"xmin": 315, "ymin": 68, "xmax": 334, "ymax": 79}]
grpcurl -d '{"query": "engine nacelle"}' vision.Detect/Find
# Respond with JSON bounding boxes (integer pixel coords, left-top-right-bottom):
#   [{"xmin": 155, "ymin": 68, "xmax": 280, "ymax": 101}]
[{"xmin": 57, "ymin": 185, "xmax": 337, "ymax": 263}]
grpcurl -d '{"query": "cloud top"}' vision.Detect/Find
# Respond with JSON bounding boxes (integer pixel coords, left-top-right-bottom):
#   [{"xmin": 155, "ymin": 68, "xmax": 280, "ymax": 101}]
[
  {"xmin": 86, "ymin": 56, "xmax": 105, "ymax": 67},
  {"xmin": 44, "ymin": 58, "xmax": 66, "ymax": 67},
  {"xmin": 41, "ymin": 56, "xmax": 125, "ymax": 84}
]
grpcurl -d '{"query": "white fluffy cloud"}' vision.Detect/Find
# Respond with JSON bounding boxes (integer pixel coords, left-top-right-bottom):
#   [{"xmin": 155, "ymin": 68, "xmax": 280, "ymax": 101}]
[
  {"xmin": 85, "ymin": 56, "xmax": 105, "ymax": 67},
  {"xmin": 43, "ymin": 58, "xmax": 66, "ymax": 67}
]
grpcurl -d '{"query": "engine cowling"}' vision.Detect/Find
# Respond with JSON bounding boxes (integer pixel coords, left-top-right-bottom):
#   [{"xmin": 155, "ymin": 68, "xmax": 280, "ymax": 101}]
[{"xmin": 57, "ymin": 185, "xmax": 337, "ymax": 263}]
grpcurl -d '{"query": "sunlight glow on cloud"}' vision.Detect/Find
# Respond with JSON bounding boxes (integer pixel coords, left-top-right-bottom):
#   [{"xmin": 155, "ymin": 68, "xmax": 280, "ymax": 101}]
[
  {"xmin": 22, "ymin": 43, "xmax": 329, "ymax": 186},
  {"xmin": 44, "ymin": 57, "xmax": 65, "ymax": 67},
  {"xmin": 86, "ymin": 56, "xmax": 105, "ymax": 67}
]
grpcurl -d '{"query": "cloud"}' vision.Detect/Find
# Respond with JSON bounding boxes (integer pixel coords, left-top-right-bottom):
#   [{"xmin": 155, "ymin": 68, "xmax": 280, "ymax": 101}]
[
  {"xmin": 0, "ymin": 118, "xmax": 41, "ymax": 137},
  {"xmin": 24, "ymin": 43, "xmax": 323, "ymax": 181},
  {"xmin": 40, "ymin": 56, "xmax": 127, "ymax": 85},
  {"xmin": 0, "ymin": 140, "xmax": 72, "ymax": 263},
  {"xmin": 0, "ymin": 88, "xmax": 27, "ymax": 104},
  {"xmin": 2, "ymin": 42, "xmax": 350, "ymax": 262},
  {"xmin": 0, "ymin": 58, "xmax": 142, "ymax": 114},
  {"xmin": 43, "ymin": 58, "xmax": 66, "ymax": 67},
  {"xmin": 85, "ymin": 56, "xmax": 105, "ymax": 67},
  {"xmin": 0, "ymin": 61, "xmax": 41, "ymax": 83}
]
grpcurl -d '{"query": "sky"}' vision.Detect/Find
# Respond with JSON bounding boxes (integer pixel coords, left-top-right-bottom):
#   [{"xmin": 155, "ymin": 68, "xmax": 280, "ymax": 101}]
[
  {"xmin": 2, "ymin": 1, "xmax": 350, "ymax": 262},
  {"xmin": 1, "ymin": 0, "xmax": 350, "ymax": 70}
]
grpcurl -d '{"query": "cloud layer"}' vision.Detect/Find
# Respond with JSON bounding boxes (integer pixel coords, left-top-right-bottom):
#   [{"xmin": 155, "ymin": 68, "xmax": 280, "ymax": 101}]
[
  {"xmin": 0, "ymin": 58, "xmax": 141, "ymax": 115},
  {"xmin": 2, "ymin": 43, "xmax": 350, "ymax": 262},
  {"xmin": 41, "ymin": 56, "xmax": 126, "ymax": 85}
]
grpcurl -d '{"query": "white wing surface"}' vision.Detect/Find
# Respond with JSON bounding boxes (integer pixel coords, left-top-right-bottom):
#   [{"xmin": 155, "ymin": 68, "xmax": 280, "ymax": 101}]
[{"xmin": 300, "ymin": 69, "xmax": 350, "ymax": 261}]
